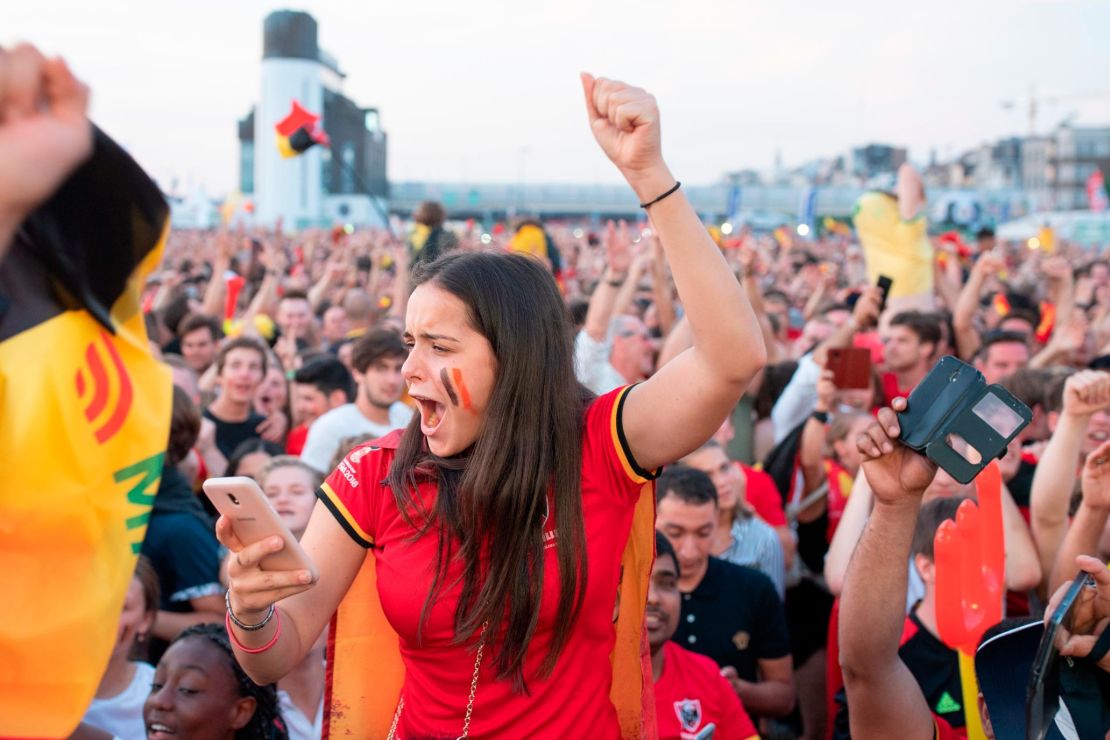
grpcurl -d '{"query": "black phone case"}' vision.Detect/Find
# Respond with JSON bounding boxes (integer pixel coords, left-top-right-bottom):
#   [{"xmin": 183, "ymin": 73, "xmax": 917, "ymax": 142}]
[{"xmin": 898, "ymin": 357, "xmax": 1032, "ymax": 484}]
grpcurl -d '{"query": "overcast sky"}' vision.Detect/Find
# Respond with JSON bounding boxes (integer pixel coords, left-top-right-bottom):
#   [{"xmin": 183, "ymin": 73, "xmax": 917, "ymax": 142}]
[{"xmin": 9, "ymin": 0, "xmax": 1110, "ymax": 195}]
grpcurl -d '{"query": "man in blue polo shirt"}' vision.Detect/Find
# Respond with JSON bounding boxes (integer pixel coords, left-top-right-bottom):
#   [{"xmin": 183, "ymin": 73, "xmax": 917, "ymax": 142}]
[{"xmin": 656, "ymin": 464, "xmax": 796, "ymax": 720}]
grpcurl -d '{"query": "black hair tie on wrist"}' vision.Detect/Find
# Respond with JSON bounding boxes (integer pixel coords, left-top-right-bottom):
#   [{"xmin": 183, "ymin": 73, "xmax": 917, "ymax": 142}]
[{"xmin": 639, "ymin": 181, "xmax": 681, "ymax": 209}]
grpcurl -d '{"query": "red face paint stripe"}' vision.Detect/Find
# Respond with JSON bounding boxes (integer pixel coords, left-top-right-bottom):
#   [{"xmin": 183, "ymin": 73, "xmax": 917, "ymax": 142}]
[{"xmin": 451, "ymin": 367, "xmax": 472, "ymax": 411}]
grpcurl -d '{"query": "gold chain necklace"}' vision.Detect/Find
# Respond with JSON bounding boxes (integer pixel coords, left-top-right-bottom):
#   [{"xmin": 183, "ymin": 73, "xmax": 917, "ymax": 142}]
[{"xmin": 386, "ymin": 623, "xmax": 488, "ymax": 740}]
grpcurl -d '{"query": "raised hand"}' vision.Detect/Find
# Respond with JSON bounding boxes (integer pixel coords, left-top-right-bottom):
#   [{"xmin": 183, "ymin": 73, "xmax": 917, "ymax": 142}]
[
  {"xmin": 580, "ymin": 73, "xmax": 672, "ymax": 199},
  {"xmin": 216, "ymin": 517, "xmax": 315, "ymax": 621},
  {"xmin": 255, "ymin": 410, "xmax": 288, "ymax": 444},
  {"xmin": 1042, "ymin": 256, "xmax": 1073, "ymax": 284},
  {"xmin": 971, "ymin": 252, "xmax": 1005, "ymax": 281},
  {"xmin": 1062, "ymin": 370, "xmax": 1110, "ymax": 418},
  {"xmin": 604, "ymin": 219, "xmax": 633, "ymax": 277},
  {"xmin": 0, "ymin": 44, "xmax": 93, "ymax": 234},
  {"xmin": 815, "ymin": 369, "xmax": 838, "ymax": 413},
  {"xmin": 857, "ymin": 397, "xmax": 938, "ymax": 505},
  {"xmin": 852, "ymin": 285, "xmax": 884, "ymax": 330},
  {"xmin": 1081, "ymin": 439, "xmax": 1110, "ymax": 511},
  {"xmin": 1047, "ymin": 554, "xmax": 1110, "ymax": 672}
]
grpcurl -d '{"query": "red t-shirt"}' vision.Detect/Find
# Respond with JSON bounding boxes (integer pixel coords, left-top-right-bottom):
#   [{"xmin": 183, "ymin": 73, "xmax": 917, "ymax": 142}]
[
  {"xmin": 739, "ymin": 464, "xmax": 787, "ymax": 528},
  {"xmin": 285, "ymin": 424, "xmax": 308, "ymax": 456},
  {"xmin": 654, "ymin": 641, "xmax": 759, "ymax": 740},
  {"xmin": 881, "ymin": 371, "xmax": 913, "ymax": 403},
  {"xmin": 318, "ymin": 386, "xmax": 655, "ymax": 738}
]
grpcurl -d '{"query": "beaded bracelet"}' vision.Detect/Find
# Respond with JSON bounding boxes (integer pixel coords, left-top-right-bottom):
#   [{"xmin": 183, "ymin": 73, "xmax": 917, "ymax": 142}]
[{"xmin": 225, "ymin": 589, "xmax": 275, "ymax": 631}]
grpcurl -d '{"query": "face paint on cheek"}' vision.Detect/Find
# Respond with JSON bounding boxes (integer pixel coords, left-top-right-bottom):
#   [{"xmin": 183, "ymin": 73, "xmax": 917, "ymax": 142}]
[
  {"xmin": 451, "ymin": 367, "xmax": 473, "ymax": 411},
  {"xmin": 439, "ymin": 368, "xmax": 460, "ymax": 407}
]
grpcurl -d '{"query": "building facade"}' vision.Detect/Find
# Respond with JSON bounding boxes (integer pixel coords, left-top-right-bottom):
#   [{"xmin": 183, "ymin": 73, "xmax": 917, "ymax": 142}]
[{"xmin": 238, "ymin": 10, "xmax": 388, "ymax": 229}]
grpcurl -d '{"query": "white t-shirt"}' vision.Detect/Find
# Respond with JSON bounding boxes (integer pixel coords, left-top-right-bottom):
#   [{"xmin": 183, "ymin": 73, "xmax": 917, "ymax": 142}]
[
  {"xmin": 574, "ymin": 330, "xmax": 627, "ymax": 396},
  {"xmin": 278, "ymin": 689, "xmax": 324, "ymax": 740},
  {"xmin": 82, "ymin": 661, "xmax": 154, "ymax": 740},
  {"xmin": 300, "ymin": 402, "xmax": 413, "ymax": 473}
]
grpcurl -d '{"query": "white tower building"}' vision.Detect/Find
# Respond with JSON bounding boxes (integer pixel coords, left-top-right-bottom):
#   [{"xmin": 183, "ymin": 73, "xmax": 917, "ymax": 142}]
[{"xmin": 255, "ymin": 11, "xmax": 324, "ymax": 229}]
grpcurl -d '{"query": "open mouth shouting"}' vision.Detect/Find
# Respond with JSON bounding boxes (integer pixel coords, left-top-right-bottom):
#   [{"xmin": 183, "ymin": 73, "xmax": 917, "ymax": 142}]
[{"xmin": 412, "ymin": 394, "xmax": 446, "ymax": 436}]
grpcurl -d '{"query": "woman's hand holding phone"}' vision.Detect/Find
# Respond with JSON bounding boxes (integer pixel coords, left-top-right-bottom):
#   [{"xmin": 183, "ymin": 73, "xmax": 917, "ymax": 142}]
[{"xmin": 216, "ymin": 517, "xmax": 317, "ymax": 622}]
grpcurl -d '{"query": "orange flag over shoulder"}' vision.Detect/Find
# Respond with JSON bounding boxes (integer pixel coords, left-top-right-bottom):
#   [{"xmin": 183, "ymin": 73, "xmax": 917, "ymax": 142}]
[{"xmin": 322, "ymin": 439, "xmax": 658, "ymax": 739}]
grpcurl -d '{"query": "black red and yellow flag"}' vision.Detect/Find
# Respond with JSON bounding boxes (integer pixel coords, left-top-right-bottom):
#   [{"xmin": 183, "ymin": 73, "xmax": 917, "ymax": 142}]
[
  {"xmin": 0, "ymin": 127, "xmax": 172, "ymax": 737},
  {"xmin": 275, "ymin": 100, "xmax": 330, "ymax": 159}
]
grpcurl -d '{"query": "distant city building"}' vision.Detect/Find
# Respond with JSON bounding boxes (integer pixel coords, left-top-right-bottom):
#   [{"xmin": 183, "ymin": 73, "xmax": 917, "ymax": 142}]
[
  {"xmin": 976, "ymin": 137, "xmax": 1024, "ymax": 190},
  {"xmin": 1055, "ymin": 124, "xmax": 1110, "ymax": 209},
  {"xmin": 849, "ymin": 144, "xmax": 908, "ymax": 182},
  {"xmin": 238, "ymin": 10, "xmax": 388, "ymax": 229}
]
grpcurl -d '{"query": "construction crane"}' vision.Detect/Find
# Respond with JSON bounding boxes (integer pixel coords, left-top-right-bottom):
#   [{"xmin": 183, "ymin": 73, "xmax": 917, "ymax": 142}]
[{"xmin": 1000, "ymin": 86, "xmax": 1110, "ymax": 135}]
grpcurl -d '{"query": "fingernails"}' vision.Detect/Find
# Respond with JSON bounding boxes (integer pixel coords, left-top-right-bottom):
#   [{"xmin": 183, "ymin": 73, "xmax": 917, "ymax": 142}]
[
  {"xmin": 271, "ymin": 538, "xmax": 283, "ymax": 550},
  {"xmin": 299, "ymin": 571, "xmax": 312, "ymax": 584},
  {"xmin": 883, "ymin": 442, "xmax": 893, "ymax": 453},
  {"xmin": 889, "ymin": 426, "xmax": 899, "ymax": 435}
]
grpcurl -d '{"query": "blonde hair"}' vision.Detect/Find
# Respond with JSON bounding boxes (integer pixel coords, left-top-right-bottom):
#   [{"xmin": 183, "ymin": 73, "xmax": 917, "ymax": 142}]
[{"xmin": 257, "ymin": 455, "xmax": 322, "ymax": 489}]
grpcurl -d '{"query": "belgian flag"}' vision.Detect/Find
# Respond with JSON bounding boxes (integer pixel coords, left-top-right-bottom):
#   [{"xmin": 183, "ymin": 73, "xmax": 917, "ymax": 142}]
[
  {"xmin": 0, "ymin": 128, "xmax": 172, "ymax": 737},
  {"xmin": 275, "ymin": 100, "xmax": 330, "ymax": 159}
]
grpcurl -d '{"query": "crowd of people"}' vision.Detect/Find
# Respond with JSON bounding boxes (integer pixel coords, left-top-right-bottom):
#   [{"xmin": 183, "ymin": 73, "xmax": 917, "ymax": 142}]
[
  {"xmin": 86, "ymin": 179, "xmax": 1110, "ymax": 738},
  {"xmin": 3, "ymin": 42, "xmax": 1109, "ymax": 740}
]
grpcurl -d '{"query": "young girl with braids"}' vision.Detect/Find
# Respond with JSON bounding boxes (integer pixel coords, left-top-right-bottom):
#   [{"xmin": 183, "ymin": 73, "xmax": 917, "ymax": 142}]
[{"xmin": 143, "ymin": 624, "xmax": 287, "ymax": 740}]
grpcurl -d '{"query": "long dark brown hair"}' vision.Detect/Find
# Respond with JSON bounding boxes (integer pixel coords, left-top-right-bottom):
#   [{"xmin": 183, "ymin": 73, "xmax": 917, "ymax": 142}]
[{"xmin": 387, "ymin": 251, "xmax": 591, "ymax": 691}]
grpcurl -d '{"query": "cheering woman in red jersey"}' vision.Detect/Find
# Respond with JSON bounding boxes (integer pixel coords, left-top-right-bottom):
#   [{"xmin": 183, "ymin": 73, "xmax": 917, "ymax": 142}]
[{"xmin": 217, "ymin": 74, "xmax": 767, "ymax": 738}]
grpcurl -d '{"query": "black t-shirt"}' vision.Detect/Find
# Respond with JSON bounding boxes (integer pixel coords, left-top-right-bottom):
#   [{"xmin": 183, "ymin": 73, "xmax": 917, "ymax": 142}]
[
  {"xmin": 833, "ymin": 606, "xmax": 964, "ymax": 738},
  {"xmin": 203, "ymin": 407, "xmax": 267, "ymax": 459},
  {"xmin": 671, "ymin": 556, "xmax": 792, "ymax": 685},
  {"xmin": 1008, "ymin": 457, "xmax": 1036, "ymax": 511}
]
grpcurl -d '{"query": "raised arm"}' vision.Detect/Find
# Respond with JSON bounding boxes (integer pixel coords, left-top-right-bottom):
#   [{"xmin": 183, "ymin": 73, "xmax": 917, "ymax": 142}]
[
  {"xmin": 581, "ymin": 75, "xmax": 763, "ymax": 468},
  {"xmin": 0, "ymin": 45, "xmax": 93, "ymax": 261},
  {"xmin": 1000, "ymin": 482, "xmax": 1043, "ymax": 591},
  {"xmin": 796, "ymin": 370, "xmax": 837, "ymax": 522},
  {"xmin": 200, "ymin": 233, "xmax": 233, "ymax": 318},
  {"xmin": 952, "ymin": 252, "xmax": 1001, "ymax": 361},
  {"xmin": 582, "ymin": 220, "xmax": 633, "ymax": 342},
  {"xmin": 824, "ymin": 469, "xmax": 873, "ymax": 595},
  {"xmin": 839, "ymin": 398, "xmax": 938, "ymax": 740},
  {"xmin": 579, "ymin": 75, "xmax": 766, "ymax": 470},
  {"xmin": 1031, "ymin": 371, "xmax": 1110, "ymax": 582},
  {"xmin": 1049, "ymin": 439, "xmax": 1110, "ymax": 592},
  {"xmin": 811, "ymin": 286, "xmax": 881, "ymax": 369},
  {"xmin": 649, "ymin": 235, "xmax": 676, "ymax": 336}
]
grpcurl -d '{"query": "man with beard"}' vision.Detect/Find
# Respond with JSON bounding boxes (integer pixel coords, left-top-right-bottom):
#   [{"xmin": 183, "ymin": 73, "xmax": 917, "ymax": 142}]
[{"xmin": 300, "ymin": 328, "xmax": 412, "ymax": 473}]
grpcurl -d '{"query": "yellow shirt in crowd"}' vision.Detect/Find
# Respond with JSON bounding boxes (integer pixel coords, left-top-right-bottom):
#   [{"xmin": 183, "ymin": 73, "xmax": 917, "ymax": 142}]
[{"xmin": 852, "ymin": 192, "xmax": 933, "ymax": 299}]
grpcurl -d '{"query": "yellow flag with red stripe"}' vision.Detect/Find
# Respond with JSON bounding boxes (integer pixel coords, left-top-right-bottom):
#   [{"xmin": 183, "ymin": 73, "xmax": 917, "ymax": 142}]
[{"xmin": 0, "ymin": 127, "xmax": 171, "ymax": 738}]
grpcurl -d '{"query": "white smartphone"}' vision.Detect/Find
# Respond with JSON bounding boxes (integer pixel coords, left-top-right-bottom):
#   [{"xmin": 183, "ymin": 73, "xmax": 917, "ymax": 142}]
[{"xmin": 202, "ymin": 476, "xmax": 319, "ymax": 581}]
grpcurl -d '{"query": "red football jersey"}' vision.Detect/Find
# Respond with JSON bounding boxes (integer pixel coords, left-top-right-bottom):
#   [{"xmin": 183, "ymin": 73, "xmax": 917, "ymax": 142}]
[
  {"xmin": 318, "ymin": 386, "xmax": 655, "ymax": 738},
  {"xmin": 654, "ymin": 641, "xmax": 759, "ymax": 740}
]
